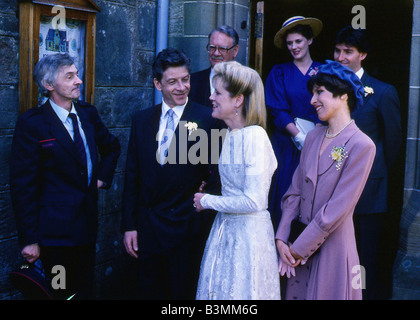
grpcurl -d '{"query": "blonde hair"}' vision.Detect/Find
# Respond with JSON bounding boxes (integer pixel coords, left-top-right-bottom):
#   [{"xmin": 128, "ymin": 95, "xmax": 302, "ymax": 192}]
[{"xmin": 212, "ymin": 61, "xmax": 267, "ymax": 129}]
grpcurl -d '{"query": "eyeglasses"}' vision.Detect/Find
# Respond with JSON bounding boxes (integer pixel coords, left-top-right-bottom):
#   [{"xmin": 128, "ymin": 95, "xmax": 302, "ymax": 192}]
[{"xmin": 206, "ymin": 44, "xmax": 236, "ymax": 54}]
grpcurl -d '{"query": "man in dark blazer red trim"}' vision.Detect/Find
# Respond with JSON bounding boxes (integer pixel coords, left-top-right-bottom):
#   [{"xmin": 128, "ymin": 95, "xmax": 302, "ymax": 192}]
[
  {"xmin": 189, "ymin": 25, "xmax": 239, "ymax": 108},
  {"xmin": 121, "ymin": 48, "xmax": 223, "ymax": 299},
  {"xmin": 10, "ymin": 53, "xmax": 120, "ymax": 299},
  {"xmin": 334, "ymin": 26, "xmax": 402, "ymax": 300}
]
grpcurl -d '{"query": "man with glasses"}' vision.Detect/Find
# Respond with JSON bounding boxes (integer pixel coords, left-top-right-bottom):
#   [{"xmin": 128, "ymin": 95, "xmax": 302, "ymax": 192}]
[{"xmin": 189, "ymin": 25, "xmax": 239, "ymax": 107}]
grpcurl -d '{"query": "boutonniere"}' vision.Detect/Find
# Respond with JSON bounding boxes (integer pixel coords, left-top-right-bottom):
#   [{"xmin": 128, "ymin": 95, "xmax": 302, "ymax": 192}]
[
  {"xmin": 308, "ymin": 67, "xmax": 319, "ymax": 77},
  {"xmin": 330, "ymin": 146, "xmax": 348, "ymax": 170},
  {"xmin": 184, "ymin": 121, "xmax": 198, "ymax": 135},
  {"xmin": 364, "ymin": 86, "xmax": 374, "ymax": 97}
]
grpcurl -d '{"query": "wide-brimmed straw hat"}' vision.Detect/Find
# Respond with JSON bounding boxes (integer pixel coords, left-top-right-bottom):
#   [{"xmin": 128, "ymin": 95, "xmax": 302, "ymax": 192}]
[{"xmin": 274, "ymin": 16, "xmax": 323, "ymax": 48}]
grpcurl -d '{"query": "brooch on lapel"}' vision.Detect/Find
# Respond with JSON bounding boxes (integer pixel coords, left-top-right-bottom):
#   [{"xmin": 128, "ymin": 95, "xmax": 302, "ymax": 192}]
[
  {"xmin": 330, "ymin": 146, "xmax": 348, "ymax": 170},
  {"xmin": 364, "ymin": 86, "xmax": 374, "ymax": 97},
  {"xmin": 184, "ymin": 121, "xmax": 198, "ymax": 135},
  {"xmin": 308, "ymin": 67, "xmax": 319, "ymax": 77}
]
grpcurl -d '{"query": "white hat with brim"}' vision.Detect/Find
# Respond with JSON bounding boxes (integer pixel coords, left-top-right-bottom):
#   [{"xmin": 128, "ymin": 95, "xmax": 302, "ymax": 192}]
[{"xmin": 274, "ymin": 16, "xmax": 323, "ymax": 48}]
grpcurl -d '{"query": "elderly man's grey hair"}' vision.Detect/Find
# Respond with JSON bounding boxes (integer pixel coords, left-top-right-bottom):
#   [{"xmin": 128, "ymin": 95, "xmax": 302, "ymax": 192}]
[
  {"xmin": 208, "ymin": 25, "xmax": 239, "ymax": 46},
  {"xmin": 33, "ymin": 53, "xmax": 75, "ymax": 97}
]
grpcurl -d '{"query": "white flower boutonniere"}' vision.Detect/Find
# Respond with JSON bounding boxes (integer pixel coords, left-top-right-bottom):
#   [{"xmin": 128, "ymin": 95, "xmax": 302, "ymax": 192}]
[
  {"xmin": 184, "ymin": 121, "xmax": 198, "ymax": 135},
  {"xmin": 330, "ymin": 146, "xmax": 348, "ymax": 170},
  {"xmin": 364, "ymin": 86, "xmax": 374, "ymax": 97}
]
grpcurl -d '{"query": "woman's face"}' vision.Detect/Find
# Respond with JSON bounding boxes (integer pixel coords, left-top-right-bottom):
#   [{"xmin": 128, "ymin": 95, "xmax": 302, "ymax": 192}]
[
  {"xmin": 286, "ymin": 32, "xmax": 312, "ymax": 61},
  {"xmin": 209, "ymin": 78, "xmax": 237, "ymax": 121},
  {"xmin": 311, "ymin": 85, "xmax": 344, "ymax": 122}
]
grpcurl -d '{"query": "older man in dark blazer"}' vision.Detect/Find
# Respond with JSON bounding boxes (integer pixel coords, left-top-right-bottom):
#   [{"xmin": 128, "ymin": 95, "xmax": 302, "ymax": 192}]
[
  {"xmin": 334, "ymin": 26, "xmax": 402, "ymax": 300},
  {"xmin": 121, "ymin": 48, "xmax": 223, "ymax": 299},
  {"xmin": 189, "ymin": 25, "xmax": 239, "ymax": 108},
  {"xmin": 10, "ymin": 53, "xmax": 120, "ymax": 299}
]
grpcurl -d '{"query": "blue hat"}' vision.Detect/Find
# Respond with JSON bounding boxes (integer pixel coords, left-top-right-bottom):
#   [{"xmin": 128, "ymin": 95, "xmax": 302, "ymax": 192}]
[{"xmin": 316, "ymin": 60, "xmax": 364, "ymax": 110}]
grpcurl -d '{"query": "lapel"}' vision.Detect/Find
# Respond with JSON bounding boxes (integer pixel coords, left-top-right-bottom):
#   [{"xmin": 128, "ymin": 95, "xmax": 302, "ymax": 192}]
[
  {"xmin": 361, "ymin": 73, "xmax": 374, "ymax": 106},
  {"xmin": 144, "ymin": 105, "xmax": 164, "ymax": 170},
  {"xmin": 42, "ymin": 101, "xmax": 82, "ymax": 165},
  {"xmin": 204, "ymin": 68, "xmax": 212, "ymax": 100},
  {"xmin": 305, "ymin": 127, "xmax": 324, "ymax": 185},
  {"xmin": 317, "ymin": 122, "xmax": 359, "ymax": 175}
]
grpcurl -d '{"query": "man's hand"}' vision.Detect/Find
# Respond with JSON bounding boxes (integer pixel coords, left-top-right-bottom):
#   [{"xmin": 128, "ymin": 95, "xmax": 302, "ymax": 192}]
[
  {"xmin": 123, "ymin": 230, "xmax": 139, "ymax": 258},
  {"xmin": 21, "ymin": 243, "xmax": 40, "ymax": 263}
]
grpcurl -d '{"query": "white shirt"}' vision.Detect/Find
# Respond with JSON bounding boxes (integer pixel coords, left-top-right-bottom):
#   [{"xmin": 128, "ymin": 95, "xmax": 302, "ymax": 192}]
[
  {"xmin": 355, "ymin": 67, "xmax": 364, "ymax": 80},
  {"xmin": 157, "ymin": 98, "xmax": 188, "ymax": 143},
  {"xmin": 49, "ymin": 99, "xmax": 93, "ymax": 184},
  {"xmin": 209, "ymin": 68, "xmax": 215, "ymax": 95}
]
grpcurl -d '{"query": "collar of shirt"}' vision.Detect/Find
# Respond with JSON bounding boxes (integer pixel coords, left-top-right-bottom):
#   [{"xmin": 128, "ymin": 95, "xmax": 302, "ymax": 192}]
[
  {"xmin": 160, "ymin": 98, "xmax": 187, "ymax": 123},
  {"xmin": 49, "ymin": 99, "xmax": 77, "ymax": 123},
  {"xmin": 209, "ymin": 67, "xmax": 215, "ymax": 94},
  {"xmin": 355, "ymin": 67, "xmax": 364, "ymax": 80},
  {"xmin": 158, "ymin": 98, "xmax": 188, "ymax": 142}
]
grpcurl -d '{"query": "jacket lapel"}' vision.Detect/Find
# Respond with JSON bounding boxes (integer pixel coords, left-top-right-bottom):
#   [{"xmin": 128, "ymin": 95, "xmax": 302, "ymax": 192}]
[
  {"xmin": 318, "ymin": 122, "xmax": 359, "ymax": 175},
  {"xmin": 43, "ymin": 101, "xmax": 81, "ymax": 164},
  {"xmin": 305, "ymin": 128, "xmax": 324, "ymax": 185},
  {"xmin": 361, "ymin": 73, "xmax": 374, "ymax": 106}
]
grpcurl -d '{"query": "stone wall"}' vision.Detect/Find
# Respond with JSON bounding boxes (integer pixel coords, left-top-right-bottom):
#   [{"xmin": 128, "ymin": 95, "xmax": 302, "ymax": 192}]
[
  {"xmin": 0, "ymin": 0, "xmax": 23, "ymax": 300},
  {"xmin": 169, "ymin": 0, "xmax": 250, "ymax": 73},
  {"xmin": 392, "ymin": 0, "xmax": 420, "ymax": 300}
]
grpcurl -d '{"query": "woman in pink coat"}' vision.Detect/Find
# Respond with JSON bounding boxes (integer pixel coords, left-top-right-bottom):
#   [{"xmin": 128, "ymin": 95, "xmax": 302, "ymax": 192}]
[{"xmin": 276, "ymin": 60, "xmax": 376, "ymax": 300}]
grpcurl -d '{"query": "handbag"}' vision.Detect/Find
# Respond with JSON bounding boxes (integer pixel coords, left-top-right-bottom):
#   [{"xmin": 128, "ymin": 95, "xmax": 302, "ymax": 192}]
[
  {"xmin": 9, "ymin": 260, "xmax": 52, "ymax": 300},
  {"xmin": 291, "ymin": 118, "xmax": 315, "ymax": 150},
  {"xmin": 288, "ymin": 217, "xmax": 307, "ymax": 243},
  {"xmin": 288, "ymin": 218, "xmax": 320, "ymax": 256}
]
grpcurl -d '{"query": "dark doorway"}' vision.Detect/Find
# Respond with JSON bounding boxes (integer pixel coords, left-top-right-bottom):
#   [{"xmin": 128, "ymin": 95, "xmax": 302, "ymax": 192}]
[{"xmin": 249, "ymin": 0, "xmax": 413, "ymax": 299}]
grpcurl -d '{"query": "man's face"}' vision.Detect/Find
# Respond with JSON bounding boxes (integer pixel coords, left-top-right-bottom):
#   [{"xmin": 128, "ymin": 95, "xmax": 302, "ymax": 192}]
[
  {"xmin": 154, "ymin": 66, "xmax": 190, "ymax": 108},
  {"xmin": 207, "ymin": 31, "xmax": 239, "ymax": 67},
  {"xmin": 48, "ymin": 64, "xmax": 82, "ymax": 102},
  {"xmin": 334, "ymin": 43, "xmax": 367, "ymax": 73}
]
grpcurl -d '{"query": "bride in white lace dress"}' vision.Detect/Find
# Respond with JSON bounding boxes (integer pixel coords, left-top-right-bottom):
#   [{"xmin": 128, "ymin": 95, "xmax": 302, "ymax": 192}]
[{"xmin": 193, "ymin": 61, "xmax": 280, "ymax": 300}]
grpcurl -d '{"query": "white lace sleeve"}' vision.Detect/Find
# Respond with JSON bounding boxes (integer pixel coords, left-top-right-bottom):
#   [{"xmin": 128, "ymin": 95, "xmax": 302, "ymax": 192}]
[{"xmin": 200, "ymin": 126, "xmax": 277, "ymax": 214}]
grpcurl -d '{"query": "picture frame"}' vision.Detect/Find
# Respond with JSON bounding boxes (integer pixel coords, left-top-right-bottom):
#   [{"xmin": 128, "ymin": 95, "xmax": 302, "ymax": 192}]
[{"xmin": 18, "ymin": 0, "xmax": 100, "ymax": 113}]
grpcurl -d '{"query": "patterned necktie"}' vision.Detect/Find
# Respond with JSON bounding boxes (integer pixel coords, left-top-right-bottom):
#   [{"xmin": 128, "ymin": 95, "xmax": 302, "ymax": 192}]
[
  {"xmin": 68, "ymin": 113, "xmax": 87, "ymax": 170},
  {"xmin": 160, "ymin": 109, "xmax": 175, "ymax": 164}
]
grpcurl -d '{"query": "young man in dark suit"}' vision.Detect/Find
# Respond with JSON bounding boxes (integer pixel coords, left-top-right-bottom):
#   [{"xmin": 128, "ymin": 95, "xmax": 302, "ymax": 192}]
[
  {"xmin": 10, "ymin": 53, "xmax": 121, "ymax": 299},
  {"xmin": 334, "ymin": 26, "xmax": 402, "ymax": 299},
  {"xmin": 121, "ymin": 48, "xmax": 223, "ymax": 299},
  {"xmin": 189, "ymin": 25, "xmax": 239, "ymax": 108}
]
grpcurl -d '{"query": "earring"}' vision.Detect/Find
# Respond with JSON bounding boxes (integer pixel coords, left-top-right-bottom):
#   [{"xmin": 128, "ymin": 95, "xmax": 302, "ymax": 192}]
[{"xmin": 235, "ymin": 108, "xmax": 238, "ymax": 116}]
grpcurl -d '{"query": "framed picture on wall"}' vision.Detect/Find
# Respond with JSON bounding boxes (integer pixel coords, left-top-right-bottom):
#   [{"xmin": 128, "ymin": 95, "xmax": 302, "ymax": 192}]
[{"xmin": 18, "ymin": 0, "xmax": 100, "ymax": 113}]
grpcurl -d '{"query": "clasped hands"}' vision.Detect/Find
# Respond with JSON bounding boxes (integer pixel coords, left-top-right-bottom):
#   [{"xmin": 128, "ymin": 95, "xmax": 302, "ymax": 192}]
[
  {"xmin": 193, "ymin": 181, "xmax": 207, "ymax": 212},
  {"xmin": 276, "ymin": 239, "xmax": 306, "ymax": 278}
]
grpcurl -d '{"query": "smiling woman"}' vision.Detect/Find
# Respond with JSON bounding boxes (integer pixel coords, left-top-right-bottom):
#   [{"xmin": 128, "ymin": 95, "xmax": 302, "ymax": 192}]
[
  {"xmin": 275, "ymin": 60, "xmax": 375, "ymax": 300},
  {"xmin": 264, "ymin": 16, "xmax": 323, "ymax": 229}
]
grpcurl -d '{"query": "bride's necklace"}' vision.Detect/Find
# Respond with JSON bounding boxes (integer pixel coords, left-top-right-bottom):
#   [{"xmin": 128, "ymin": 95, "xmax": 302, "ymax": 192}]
[{"xmin": 325, "ymin": 119, "xmax": 354, "ymax": 139}]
